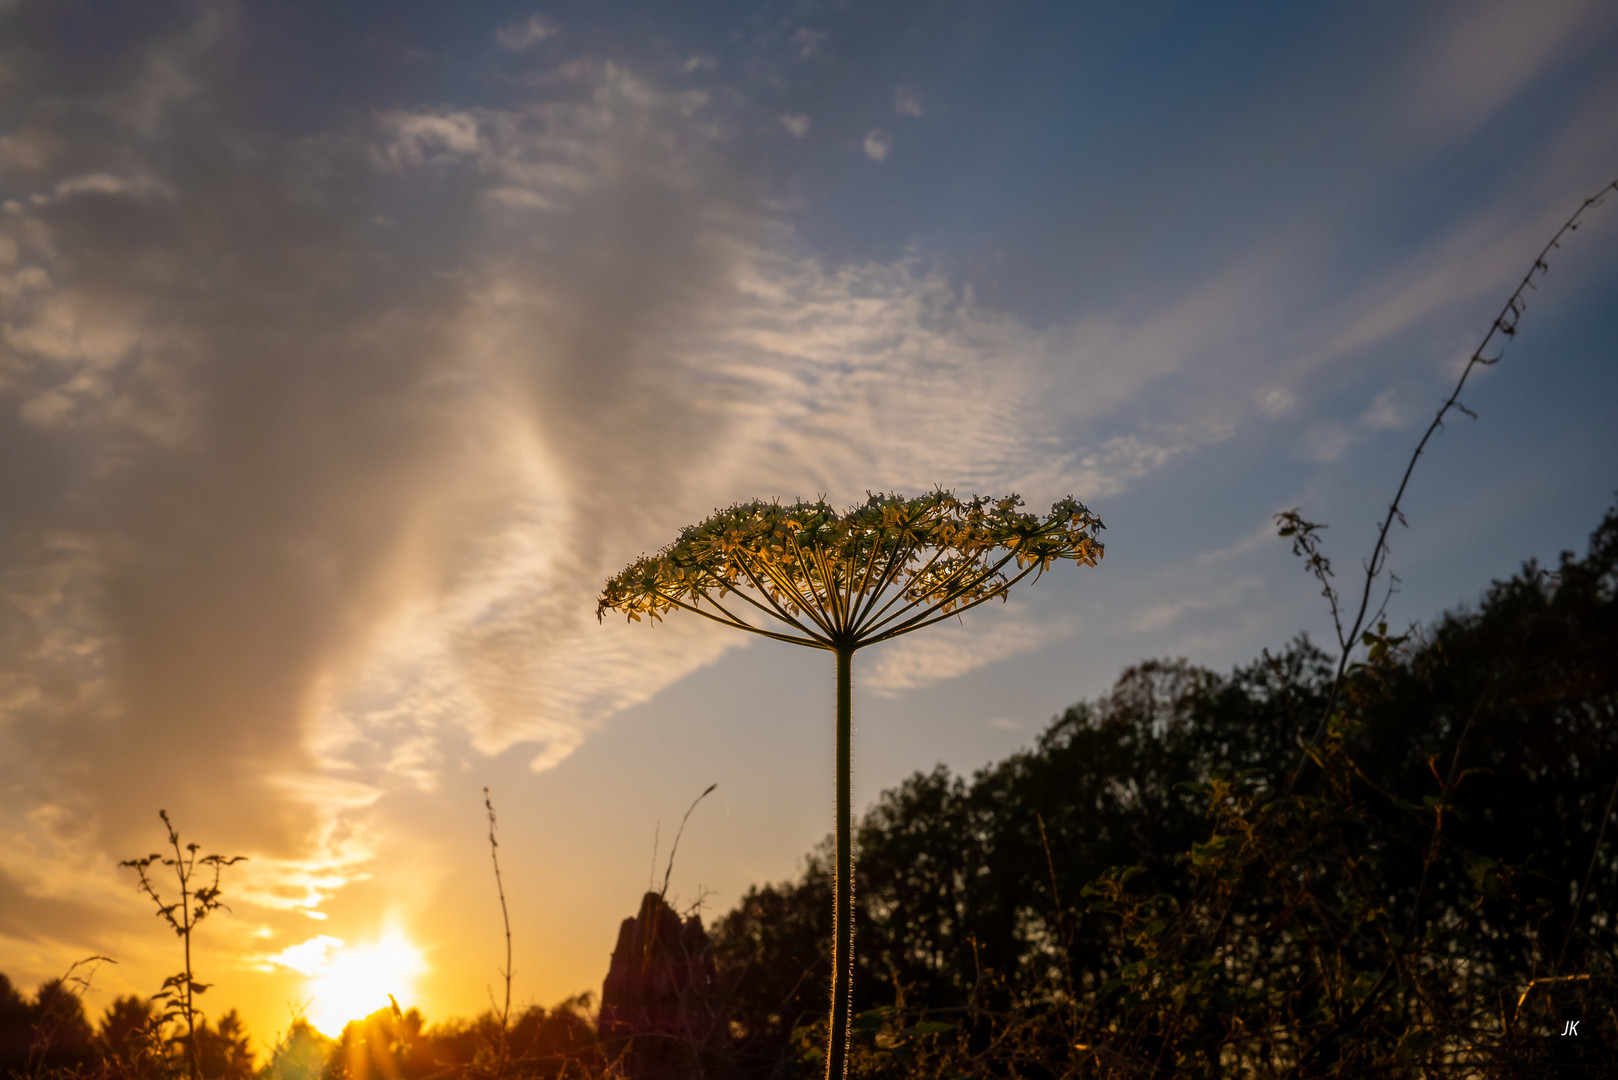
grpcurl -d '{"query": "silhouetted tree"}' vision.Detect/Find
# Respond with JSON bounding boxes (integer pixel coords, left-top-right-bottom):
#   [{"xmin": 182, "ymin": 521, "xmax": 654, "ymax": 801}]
[
  {"xmin": 308, "ymin": 998, "xmax": 603, "ymax": 1080},
  {"xmin": 259, "ymin": 1020, "xmax": 331, "ymax": 1080},
  {"xmin": 96, "ymin": 995, "xmax": 161, "ymax": 1080},
  {"xmin": 6, "ymin": 978, "xmax": 97, "ymax": 1077},
  {"xmin": 504, "ymin": 999, "xmax": 598, "ymax": 1077},
  {"xmin": 194, "ymin": 1012, "xmax": 252, "ymax": 1080},
  {"xmin": 0, "ymin": 973, "xmax": 35, "ymax": 1077}
]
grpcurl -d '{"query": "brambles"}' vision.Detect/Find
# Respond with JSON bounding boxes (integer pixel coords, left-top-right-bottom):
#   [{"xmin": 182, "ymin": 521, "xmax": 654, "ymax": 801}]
[
  {"xmin": 600, "ymin": 490, "xmax": 1104, "ymax": 1080},
  {"xmin": 119, "ymin": 811, "xmax": 247, "ymax": 1080}
]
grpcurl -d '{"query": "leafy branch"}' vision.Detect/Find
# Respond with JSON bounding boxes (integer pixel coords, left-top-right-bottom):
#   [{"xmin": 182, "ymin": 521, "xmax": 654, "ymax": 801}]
[{"xmin": 119, "ymin": 810, "xmax": 247, "ymax": 1080}]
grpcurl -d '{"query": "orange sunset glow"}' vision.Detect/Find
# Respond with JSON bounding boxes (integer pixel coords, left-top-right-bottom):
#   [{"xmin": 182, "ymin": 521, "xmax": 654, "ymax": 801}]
[{"xmin": 265, "ymin": 929, "xmax": 426, "ymax": 1039}]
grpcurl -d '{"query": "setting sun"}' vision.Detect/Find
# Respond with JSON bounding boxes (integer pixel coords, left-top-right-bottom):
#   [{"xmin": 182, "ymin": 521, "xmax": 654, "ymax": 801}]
[{"xmin": 295, "ymin": 928, "xmax": 425, "ymax": 1038}]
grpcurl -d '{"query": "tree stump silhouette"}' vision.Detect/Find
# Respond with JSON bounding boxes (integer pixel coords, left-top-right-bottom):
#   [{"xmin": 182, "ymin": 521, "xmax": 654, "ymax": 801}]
[{"xmin": 598, "ymin": 892, "xmax": 729, "ymax": 1079}]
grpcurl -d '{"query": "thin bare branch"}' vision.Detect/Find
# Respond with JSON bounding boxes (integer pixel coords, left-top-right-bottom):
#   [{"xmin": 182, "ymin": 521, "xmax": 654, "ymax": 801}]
[
  {"xmin": 1286, "ymin": 177, "xmax": 1618, "ymax": 788},
  {"xmin": 660, "ymin": 783, "xmax": 718, "ymax": 899}
]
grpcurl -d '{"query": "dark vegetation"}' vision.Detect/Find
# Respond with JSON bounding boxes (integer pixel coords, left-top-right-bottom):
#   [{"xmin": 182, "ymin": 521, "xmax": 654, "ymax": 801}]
[{"xmin": 4, "ymin": 498, "xmax": 1616, "ymax": 1077}]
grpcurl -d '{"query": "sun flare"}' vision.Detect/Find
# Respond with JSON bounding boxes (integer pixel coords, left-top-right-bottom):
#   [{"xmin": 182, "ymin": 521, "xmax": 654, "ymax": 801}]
[{"xmin": 299, "ymin": 928, "xmax": 425, "ymax": 1038}]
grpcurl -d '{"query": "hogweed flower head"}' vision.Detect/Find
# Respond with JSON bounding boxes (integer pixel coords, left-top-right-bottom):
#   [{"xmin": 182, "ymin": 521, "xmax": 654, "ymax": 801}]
[{"xmin": 598, "ymin": 490, "xmax": 1103, "ymax": 649}]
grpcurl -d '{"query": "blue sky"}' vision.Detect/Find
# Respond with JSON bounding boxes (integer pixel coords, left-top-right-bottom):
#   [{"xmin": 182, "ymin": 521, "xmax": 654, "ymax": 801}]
[{"xmin": 2, "ymin": 0, "xmax": 1616, "ymax": 1041}]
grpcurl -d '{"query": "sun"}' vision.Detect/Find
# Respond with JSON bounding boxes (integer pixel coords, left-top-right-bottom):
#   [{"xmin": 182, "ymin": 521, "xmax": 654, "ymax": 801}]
[{"xmin": 303, "ymin": 927, "xmax": 426, "ymax": 1038}]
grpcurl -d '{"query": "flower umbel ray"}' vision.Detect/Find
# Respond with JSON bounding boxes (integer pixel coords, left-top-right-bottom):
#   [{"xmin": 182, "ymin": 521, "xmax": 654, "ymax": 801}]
[{"xmin": 596, "ymin": 490, "xmax": 1104, "ymax": 650}]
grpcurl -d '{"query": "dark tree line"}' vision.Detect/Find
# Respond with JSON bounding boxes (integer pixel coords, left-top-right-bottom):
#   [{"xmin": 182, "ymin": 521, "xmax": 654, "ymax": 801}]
[
  {"xmin": 0, "ymin": 977, "xmax": 252, "ymax": 1080},
  {"xmin": 0, "ymin": 977, "xmax": 599, "ymax": 1080}
]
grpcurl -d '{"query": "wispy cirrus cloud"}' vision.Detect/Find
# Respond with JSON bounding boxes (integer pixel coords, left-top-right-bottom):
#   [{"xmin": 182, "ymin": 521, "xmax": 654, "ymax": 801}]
[
  {"xmin": 863, "ymin": 603, "xmax": 1074, "ymax": 696},
  {"xmin": 779, "ymin": 113, "xmax": 811, "ymax": 138},
  {"xmin": 495, "ymin": 14, "xmax": 559, "ymax": 53},
  {"xmin": 0, "ymin": 11, "xmax": 1178, "ymax": 966}
]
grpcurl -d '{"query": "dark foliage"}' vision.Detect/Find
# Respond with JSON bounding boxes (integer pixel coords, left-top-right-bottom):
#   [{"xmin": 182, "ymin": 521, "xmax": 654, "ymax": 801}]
[
  {"xmin": 97, "ymin": 995, "xmax": 159, "ymax": 1077},
  {"xmin": 193, "ymin": 1014, "xmax": 252, "ymax": 1080},
  {"xmin": 710, "ymin": 502, "xmax": 1618, "ymax": 1077},
  {"xmin": 0, "ymin": 975, "xmax": 35, "ymax": 1078},
  {"xmin": 315, "ymin": 1000, "xmax": 600, "ymax": 1080},
  {"xmin": 0, "ymin": 975, "xmax": 95, "ymax": 1078}
]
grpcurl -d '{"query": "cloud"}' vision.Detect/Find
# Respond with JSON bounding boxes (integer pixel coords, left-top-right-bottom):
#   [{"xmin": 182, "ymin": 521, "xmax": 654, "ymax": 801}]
[
  {"xmin": 1358, "ymin": 387, "xmax": 1406, "ymax": 430},
  {"xmin": 1256, "ymin": 386, "xmax": 1296, "ymax": 418},
  {"xmin": 378, "ymin": 109, "xmax": 481, "ymax": 168},
  {"xmin": 0, "ymin": 131, "xmax": 53, "ymax": 171},
  {"xmin": 1408, "ymin": 0, "xmax": 1608, "ymax": 144},
  {"xmin": 1287, "ymin": 386, "xmax": 1411, "ymax": 465},
  {"xmin": 495, "ymin": 15, "xmax": 558, "ymax": 53},
  {"xmin": 863, "ymin": 603, "xmax": 1074, "ymax": 695},
  {"xmin": 790, "ymin": 27, "xmax": 827, "ymax": 60},
  {"xmin": 702, "ymin": 245, "xmax": 1107, "ymax": 505},
  {"xmin": 0, "ymin": 866, "xmax": 126, "ymax": 947},
  {"xmin": 1068, "ymin": 433, "xmax": 1195, "ymax": 499},
  {"xmin": 1194, "ymin": 519, "xmax": 1283, "ymax": 567},
  {"xmin": 1129, "ymin": 575, "xmax": 1265, "ymax": 635},
  {"xmin": 1299, "ymin": 421, "xmax": 1355, "ymax": 463},
  {"xmin": 263, "ymin": 934, "xmax": 343, "ymax": 976},
  {"xmin": 51, "ymin": 173, "xmax": 173, "ymax": 201},
  {"xmin": 894, "ymin": 85, "xmax": 923, "ymax": 117},
  {"xmin": 4, "ymin": 10, "xmax": 1185, "ymax": 958},
  {"xmin": 779, "ymin": 113, "xmax": 810, "ymax": 138},
  {"xmin": 863, "ymin": 129, "xmax": 892, "ymax": 161}
]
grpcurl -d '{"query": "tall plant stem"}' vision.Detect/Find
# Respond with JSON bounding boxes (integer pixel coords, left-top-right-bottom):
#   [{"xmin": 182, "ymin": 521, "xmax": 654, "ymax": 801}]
[
  {"xmin": 827, "ymin": 644, "xmax": 855, "ymax": 1080},
  {"xmin": 119, "ymin": 812, "xmax": 243, "ymax": 1080},
  {"xmin": 167, "ymin": 821, "xmax": 200, "ymax": 1080},
  {"xmin": 483, "ymin": 788, "xmax": 512, "ymax": 1036}
]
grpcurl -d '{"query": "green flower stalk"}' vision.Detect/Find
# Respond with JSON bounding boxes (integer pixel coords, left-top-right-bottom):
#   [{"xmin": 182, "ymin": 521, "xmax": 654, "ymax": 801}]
[{"xmin": 598, "ymin": 490, "xmax": 1103, "ymax": 1080}]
